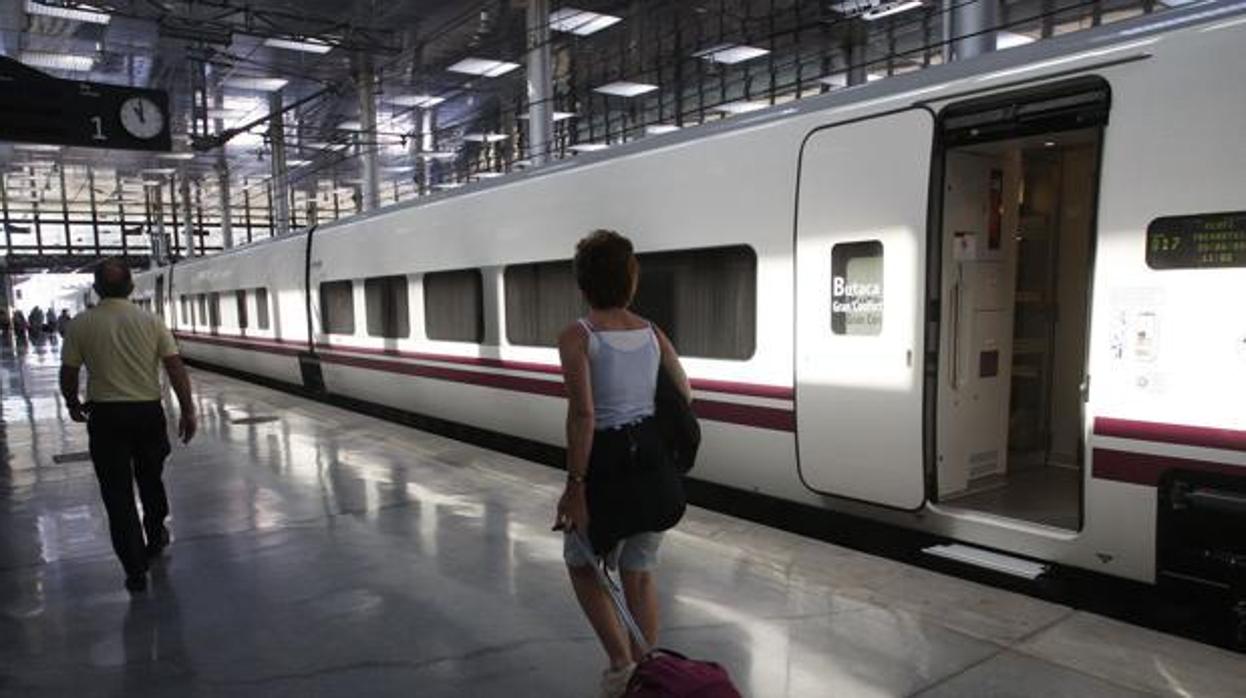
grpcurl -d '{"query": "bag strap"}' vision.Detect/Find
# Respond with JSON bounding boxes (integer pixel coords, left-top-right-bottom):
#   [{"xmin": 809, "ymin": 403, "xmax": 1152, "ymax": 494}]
[{"xmin": 569, "ymin": 532, "xmax": 652, "ymax": 656}]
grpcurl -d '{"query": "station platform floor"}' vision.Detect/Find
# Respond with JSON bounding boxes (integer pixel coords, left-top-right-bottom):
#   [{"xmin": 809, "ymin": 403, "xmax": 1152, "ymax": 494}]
[{"xmin": 1, "ymin": 339, "xmax": 1243, "ymax": 697}]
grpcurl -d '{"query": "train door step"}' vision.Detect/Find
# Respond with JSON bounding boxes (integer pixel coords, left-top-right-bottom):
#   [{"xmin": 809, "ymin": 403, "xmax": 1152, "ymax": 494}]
[{"xmin": 923, "ymin": 543, "xmax": 1049, "ymax": 579}]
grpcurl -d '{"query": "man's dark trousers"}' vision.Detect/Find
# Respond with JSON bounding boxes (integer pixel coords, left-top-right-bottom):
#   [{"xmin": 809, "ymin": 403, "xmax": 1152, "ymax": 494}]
[{"xmin": 87, "ymin": 402, "xmax": 171, "ymax": 575}]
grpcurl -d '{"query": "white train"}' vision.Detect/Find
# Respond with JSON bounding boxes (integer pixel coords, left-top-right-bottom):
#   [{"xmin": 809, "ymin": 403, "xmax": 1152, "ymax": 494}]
[{"xmin": 135, "ymin": 3, "xmax": 1246, "ymax": 603}]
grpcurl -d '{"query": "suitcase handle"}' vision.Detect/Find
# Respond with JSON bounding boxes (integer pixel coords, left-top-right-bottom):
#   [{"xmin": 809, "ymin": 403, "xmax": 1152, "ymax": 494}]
[{"xmin": 569, "ymin": 532, "xmax": 653, "ymax": 656}]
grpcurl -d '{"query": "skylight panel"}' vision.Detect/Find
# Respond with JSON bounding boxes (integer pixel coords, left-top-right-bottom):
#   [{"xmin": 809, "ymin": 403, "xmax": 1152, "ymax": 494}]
[
  {"xmin": 26, "ymin": 1, "xmax": 111, "ymax": 24},
  {"xmin": 594, "ymin": 81, "xmax": 658, "ymax": 98},
  {"xmin": 693, "ymin": 44, "xmax": 770, "ymax": 65},
  {"xmin": 263, "ymin": 37, "xmax": 334, "ymax": 54},
  {"xmin": 447, "ymin": 58, "xmax": 520, "ymax": 78},
  {"xmin": 548, "ymin": 8, "xmax": 622, "ymax": 36}
]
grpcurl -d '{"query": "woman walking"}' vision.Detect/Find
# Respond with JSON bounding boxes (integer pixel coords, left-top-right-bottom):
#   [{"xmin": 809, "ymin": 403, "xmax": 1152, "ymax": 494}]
[{"xmin": 554, "ymin": 229, "xmax": 691, "ymax": 697}]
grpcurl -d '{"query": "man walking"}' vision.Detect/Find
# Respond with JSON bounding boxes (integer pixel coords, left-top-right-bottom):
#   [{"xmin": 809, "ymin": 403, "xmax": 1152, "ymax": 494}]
[{"xmin": 59, "ymin": 260, "xmax": 197, "ymax": 592}]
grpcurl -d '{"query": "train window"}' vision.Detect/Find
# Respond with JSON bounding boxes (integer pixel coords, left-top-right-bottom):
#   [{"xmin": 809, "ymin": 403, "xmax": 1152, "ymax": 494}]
[
  {"xmin": 254, "ymin": 288, "xmax": 270, "ymax": 330},
  {"xmin": 365, "ymin": 275, "xmax": 410, "ymax": 339},
  {"xmin": 830, "ymin": 241, "xmax": 884, "ymax": 336},
  {"xmin": 632, "ymin": 246, "xmax": 757, "ymax": 359},
  {"xmin": 197, "ymin": 295, "xmax": 207, "ymax": 326},
  {"xmin": 424, "ymin": 269, "xmax": 483, "ymax": 343},
  {"xmin": 208, "ymin": 292, "xmax": 221, "ymax": 328},
  {"xmin": 320, "ymin": 280, "xmax": 355, "ymax": 335},
  {"xmin": 179, "ymin": 296, "xmax": 188, "ymax": 325},
  {"xmin": 235, "ymin": 290, "xmax": 248, "ymax": 330},
  {"xmin": 504, "ymin": 261, "xmax": 583, "ymax": 347}
]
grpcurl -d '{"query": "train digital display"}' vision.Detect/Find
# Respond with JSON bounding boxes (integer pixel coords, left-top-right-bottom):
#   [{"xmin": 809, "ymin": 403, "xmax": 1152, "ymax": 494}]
[{"xmin": 1146, "ymin": 211, "xmax": 1246, "ymax": 270}]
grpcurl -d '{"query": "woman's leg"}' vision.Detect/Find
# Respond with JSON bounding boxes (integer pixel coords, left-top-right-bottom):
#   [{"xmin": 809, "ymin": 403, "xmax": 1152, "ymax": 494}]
[
  {"xmin": 568, "ymin": 564, "xmax": 633, "ymax": 669},
  {"xmin": 621, "ymin": 570, "xmax": 659, "ymax": 654}
]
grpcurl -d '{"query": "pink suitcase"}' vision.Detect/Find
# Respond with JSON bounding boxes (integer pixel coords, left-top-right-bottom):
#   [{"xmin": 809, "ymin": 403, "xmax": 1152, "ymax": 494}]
[{"xmin": 572, "ymin": 534, "xmax": 743, "ymax": 697}]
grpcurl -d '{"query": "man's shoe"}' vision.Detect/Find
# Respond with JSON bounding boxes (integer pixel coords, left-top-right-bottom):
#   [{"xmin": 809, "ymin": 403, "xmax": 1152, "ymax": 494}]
[
  {"xmin": 124, "ymin": 572, "xmax": 147, "ymax": 593},
  {"xmin": 146, "ymin": 528, "xmax": 169, "ymax": 559}
]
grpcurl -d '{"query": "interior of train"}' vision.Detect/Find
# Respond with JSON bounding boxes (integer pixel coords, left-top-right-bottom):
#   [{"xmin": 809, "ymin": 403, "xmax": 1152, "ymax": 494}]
[{"xmin": 935, "ymin": 125, "xmax": 1102, "ymax": 531}]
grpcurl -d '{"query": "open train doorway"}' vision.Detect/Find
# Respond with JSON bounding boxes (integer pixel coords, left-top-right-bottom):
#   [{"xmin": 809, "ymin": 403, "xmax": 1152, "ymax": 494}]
[{"xmin": 933, "ymin": 79, "xmax": 1108, "ymax": 530}]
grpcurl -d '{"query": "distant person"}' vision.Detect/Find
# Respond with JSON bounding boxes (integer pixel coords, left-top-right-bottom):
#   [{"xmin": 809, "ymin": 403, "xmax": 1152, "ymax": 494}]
[
  {"xmin": 59, "ymin": 259, "xmax": 197, "ymax": 593},
  {"xmin": 12, "ymin": 309, "xmax": 28, "ymax": 341},
  {"xmin": 57, "ymin": 309, "xmax": 72, "ymax": 337},
  {"xmin": 553, "ymin": 230, "xmax": 691, "ymax": 697},
  {"xmin": 28, "ymin": 306, "xmax": 44, "ymax": 337},
  {"xmin": 43, "ymin": 308, "xmax": 57, "ymax": 335}
]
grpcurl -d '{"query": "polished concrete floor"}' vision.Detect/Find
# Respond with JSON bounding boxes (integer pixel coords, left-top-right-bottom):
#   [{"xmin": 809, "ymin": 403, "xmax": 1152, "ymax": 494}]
[{"xmin": 1, "ymin": 338, "xmax": 1243, "ymax": 697}]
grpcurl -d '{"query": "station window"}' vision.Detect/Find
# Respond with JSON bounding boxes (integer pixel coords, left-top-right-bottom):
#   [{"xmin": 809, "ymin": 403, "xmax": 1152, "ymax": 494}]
[
  {"xmin": 424, "ymin": 269, "xmax": 483, "ymax": 343},
  {"xmin": 365, "ymin": 275, "xmax": 410, "ymax": 339},
  {"xmin": 632, "ymin": 246, "xmax": 757, "ymax": 359},
  {"xmin": 235, "ymin": 290, "xmax": 248, "ymax": 330},
  {"xmin": 320, "ymin": 280, "xmax": 355, "ymax": 335},
  {"xmin": 208, "ymin": 292, "xmax": 221, "ymax": 328},
  {"xmin": 504, "ymin": 261, "xmax": 583, "ymax": 347},
  {"xmin": 830, "ymin": 241, "xmax": 884, "ymax": 336},
  {"xmin": 254, "ymin": 287, "xmax": 270, "ymax": 330}
]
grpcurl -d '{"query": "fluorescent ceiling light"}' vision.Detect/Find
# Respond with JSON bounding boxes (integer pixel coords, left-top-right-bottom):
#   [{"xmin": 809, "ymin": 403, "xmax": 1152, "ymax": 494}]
[
  {"xmin": 447, "ymin": 58, "xmax": 520, "ymax": 78},
  {"xmin": 518, "ymin": 111, "xmax": 576, "ymax": 122},
  {"xmin": 714, "ymin": 101, "xmax": 769, "ymax": 115},
  {"xmin": 645, "ymin": 124, "xmax": 680, "ymax": 135},
  {"xmin": 862, "ymin": 0, "xmax": 924, "ymax": 21},
  {"xmin": 463, "ymin": 133, "xmax": 509, "ymax": 143},
  {"xmin": 996, "ymin": 31, "xmax": 1037, "ymax": 50},
  {"xmin": 141, "ymin": 168, "xmax": 177, "ymax": 175},
  {"xmin": 570, "ymin": 143, "xmax": 608, "ymax": 153},
  {"xmin": 12, "ymin": 144, "xmax": 61, "ymax": 152},
  {"xmin": 286, "ymin": 159, "xmax": 310, "ymax": 167},
  {"xmin": 594, "ymin": 81, "xmax": 658, "ymax": 98},
  {"xmin": 693, "ymin": 44, "xmax": 771, "ymax": 65},
  {"xmin": 142, "ymin": 180, "xmax": 164, "ymax": 187},
  {"xmin": 383, "ymin": 165, "xmax": 414, "ymax": 173},
  {"xmin": 21, "ymin": 51, "xmax": 94, "ymax": 72},
  {"xmin": 548, "ymin": 8, "xmax": 622, "ymax": 36},
  {"xmin": 225, "ymin": 77, "xmax": 289, "ymax": 92},
  {"xmin": 338, "ymin": 120, "xmax": 363, "ymax": 130},
  {"xmin": 474, "ymin": 172, "xmax": 504, "ymax": 179},
  {"xmin": 26, "ymin": 1, "xmax": 111, "ymax": 24},
  {"xmin": 263, "ymin": 37, "xmax": 333, "ymax": 54},
  {"xmin": 388, "ymin": 95, "xmax": 446, "ymax": 108},
  {"xmin": 416, "ymin": 151, "xmax": 458, "ymax": 160},
  {"xmin": 157, "ymin": 152, "xmax": 196, "ymax": 160}
]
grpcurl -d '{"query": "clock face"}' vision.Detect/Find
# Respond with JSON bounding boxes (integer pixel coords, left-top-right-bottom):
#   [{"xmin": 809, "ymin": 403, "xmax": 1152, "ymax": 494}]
[{"xmin": 119, "ymin": 96, "xmax": 165, "ymax": 140}]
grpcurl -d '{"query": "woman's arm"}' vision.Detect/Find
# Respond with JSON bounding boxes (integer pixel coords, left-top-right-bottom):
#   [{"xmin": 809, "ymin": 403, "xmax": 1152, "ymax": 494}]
[
  {"xmin": 555, "ymin": 323, "xmax": 594, "ymax": 531},
  {"xmin": 654, "ymin": 327, "xmax": 692, "ymax": 403}
]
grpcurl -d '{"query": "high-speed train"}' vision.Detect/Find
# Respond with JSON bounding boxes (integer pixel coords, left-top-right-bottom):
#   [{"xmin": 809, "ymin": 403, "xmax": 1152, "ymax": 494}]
[{"xmin": 135, "ymin": 3, "xmax": 1246, "ymax": 602}]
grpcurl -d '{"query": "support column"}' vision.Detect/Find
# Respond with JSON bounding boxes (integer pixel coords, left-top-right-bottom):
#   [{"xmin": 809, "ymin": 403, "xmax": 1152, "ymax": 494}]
[
  {"xmin": 214, "ymin": 88, "xmax": 234, "ymax": 248},
  {"xmin": 952, "ymin": 0, "xmax": 998, "ymax": 61},
  {"xmin": 354, "ymin": 54, "xmax": 381, "ymax": 213},
  {"xmin": 525, "ymin": 0, "xmax": 553, "ymax": 165},
  {"xmin": 419, "ymin": 108, "xmax": 436, "ymax": 194},
  {"xmin": 179, "ymin": 173, "xmax": 195, "ymax": 257},
  {"xmin": 846, "ymin": 20, "xmax": 869, "ymax": 86},
  {"xmin": 268, "ymin": 91, "xmax": 290, "ymax": 236},
  {"xmin": 151, "ymin": 179, "xmax": 167, "ymax": 266}
]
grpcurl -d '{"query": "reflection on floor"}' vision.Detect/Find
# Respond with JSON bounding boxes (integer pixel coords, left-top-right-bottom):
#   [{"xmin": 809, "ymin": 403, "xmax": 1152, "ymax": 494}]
[
  {"xmin": 946, "ymin": 466, "xmax": 1081, "ymax": 530},
  {"xmin": 1, "ymin": 337, "xmax": 1243, "ymax": 697}
]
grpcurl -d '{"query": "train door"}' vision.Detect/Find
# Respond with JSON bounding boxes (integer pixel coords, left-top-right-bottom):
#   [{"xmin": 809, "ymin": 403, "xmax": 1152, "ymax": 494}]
[
  {"xmin": 932, "ymin": 78, "xmax": 1108, "ymax": 530},
  {"xmin": 794, "ymin": 109, "xmax": 932, "ymax": 510}
]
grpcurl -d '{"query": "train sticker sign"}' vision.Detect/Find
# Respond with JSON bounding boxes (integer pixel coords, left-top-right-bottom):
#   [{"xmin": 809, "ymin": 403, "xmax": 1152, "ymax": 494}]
[
  {"xmin": 831, "ymin": 240, "xmax": 884, "ymax": 336},
  {"xmin": 1146, "ymin": 211, "xmax": 1246, "ymax": 269}
]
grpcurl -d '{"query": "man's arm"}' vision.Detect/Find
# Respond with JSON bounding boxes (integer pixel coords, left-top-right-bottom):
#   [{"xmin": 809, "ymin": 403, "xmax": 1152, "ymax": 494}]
[
  {"xmin": 58, "ymin": 365, "xmax": 88, "ymax": 422},
  {"xmin": 162, "ymin": 355, "xmax": 197, "ymax": 443}
]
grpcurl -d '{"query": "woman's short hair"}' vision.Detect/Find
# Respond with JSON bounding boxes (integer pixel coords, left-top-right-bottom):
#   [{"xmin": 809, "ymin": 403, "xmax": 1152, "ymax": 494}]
[{"xmin": 574, "ymin": 230, "xmax": 638, "ymax": 309}]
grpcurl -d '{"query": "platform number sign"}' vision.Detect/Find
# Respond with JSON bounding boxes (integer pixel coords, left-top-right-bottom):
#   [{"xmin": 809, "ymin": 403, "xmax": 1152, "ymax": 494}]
[
  {"xmin": 1146, "ymin": 212, "xmax": 1246, "ymax": 270},
  {"xmin": 0, "ymin": 57, "xmax": 172, "ymax": 152}
]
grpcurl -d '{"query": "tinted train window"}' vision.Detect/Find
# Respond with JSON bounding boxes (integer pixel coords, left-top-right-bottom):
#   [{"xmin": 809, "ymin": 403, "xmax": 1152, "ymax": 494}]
[
  {"xmin": 197, "ymin": 295, "xmax": 207, "ymax": 326},
  {"xmin": 632, "ymin": 246, "xmax": 757, "ymax": 359},
  {"xmin": 365, "ymin": 275, "xmax": 410, "ymax": 339},
  {"xmin": 424, "ymin": 269, "xmax": 483, "ymax": 343},
  {"xmin": 504, "ymin": 261, "xmax": 584, "ymax": 347},
  {"xmin": 235, "ymin": 291, "xmax": 249, "ymax": 329},
  {"xmin": 179, "ymin": 296, "xmax": 189, "ymax": 325},
  {"xmin": 254, "ymin": 288, "xmax": 270, "ymax": 330},
  {"xmin": 831, "ymin": 241, "xmax": 883, "ymax": 336},
  {"xmin": 208, "ymin": 292, "xmax": 221, "ymax": 328},
  {"xmin": 320, "ymin": 280, "xmax": 355, "ymax": 335}
]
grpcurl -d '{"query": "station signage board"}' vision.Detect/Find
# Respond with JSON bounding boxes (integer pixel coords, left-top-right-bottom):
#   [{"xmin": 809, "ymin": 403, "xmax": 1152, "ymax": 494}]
[
  {"xmin": 1146, "ymin": 211, "xmax": 1246, "ymax": 270},
  {"xmin": 0, "ymin": 57, "xmax": 171, "ymax": 152}
]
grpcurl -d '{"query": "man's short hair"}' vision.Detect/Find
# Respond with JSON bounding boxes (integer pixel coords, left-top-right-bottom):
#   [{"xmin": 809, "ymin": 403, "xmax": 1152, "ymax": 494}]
[
  {"xmin": 573, "ymin": 230, "xmax": 638, "ymax": 310},
  {"xmin": 93, "ymin": 259, "xmax": 134, "ymax": 299}
]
